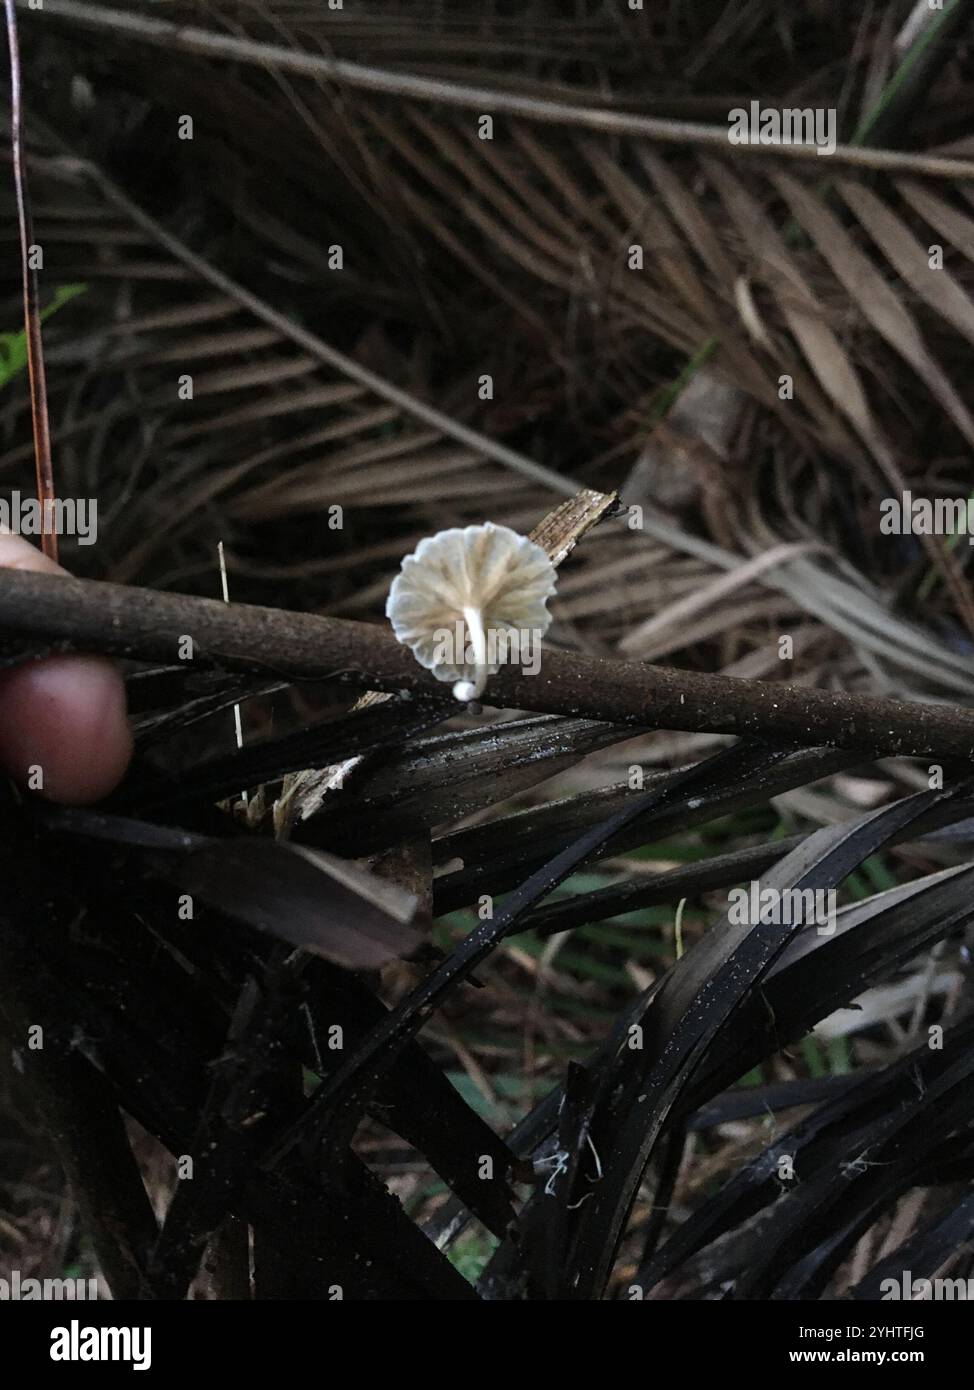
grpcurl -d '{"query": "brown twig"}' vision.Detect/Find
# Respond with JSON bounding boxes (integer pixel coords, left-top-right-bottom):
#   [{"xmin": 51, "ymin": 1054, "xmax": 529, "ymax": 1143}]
[
  {"xmin": 31, "ymin": 0, "xmax": 974, "ymax": 180},
  {"xmin": 4, "ymin": 568, "xmax": 974, "ymax": 761},
  {"xmin": 5, "ymin": 0, "xmax": 56, "ymax": 561}
]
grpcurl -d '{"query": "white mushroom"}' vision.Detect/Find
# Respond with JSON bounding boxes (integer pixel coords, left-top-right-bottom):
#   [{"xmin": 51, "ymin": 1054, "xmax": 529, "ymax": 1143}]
[{"xmin": 386, "ymin": 522, "xmax": 557, "ymax": 703}]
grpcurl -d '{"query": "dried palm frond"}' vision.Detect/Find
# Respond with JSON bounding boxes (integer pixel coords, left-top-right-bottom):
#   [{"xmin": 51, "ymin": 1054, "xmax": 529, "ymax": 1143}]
[{"xmin": 4, "ymin": 1, "xmax": 974, "ymax": 1305}]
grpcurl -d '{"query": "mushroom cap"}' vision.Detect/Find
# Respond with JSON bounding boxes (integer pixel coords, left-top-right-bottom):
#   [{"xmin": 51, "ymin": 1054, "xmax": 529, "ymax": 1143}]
[{"xmin": 386, "ymin": 522, "xmax": 557, "ymax": 683}]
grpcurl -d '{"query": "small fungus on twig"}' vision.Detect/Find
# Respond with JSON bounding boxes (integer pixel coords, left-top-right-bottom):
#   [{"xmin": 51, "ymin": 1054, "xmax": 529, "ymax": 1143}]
[{"xmin": 385, "ymin": 522, "xmax": 557, "ymax": 704}]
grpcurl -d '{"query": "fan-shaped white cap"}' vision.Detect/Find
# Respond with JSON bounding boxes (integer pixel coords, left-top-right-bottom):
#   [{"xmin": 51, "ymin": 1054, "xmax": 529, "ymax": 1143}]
[{"xmin": 386, "ymin": 522, "xmax": 557, "ymax": 702}]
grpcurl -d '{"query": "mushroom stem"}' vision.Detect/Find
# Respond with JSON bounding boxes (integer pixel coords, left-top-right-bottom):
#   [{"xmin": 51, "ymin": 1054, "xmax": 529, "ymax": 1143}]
[{"xmin": 453, "ymin": 605, "xmax": 489, "ymax": 702}]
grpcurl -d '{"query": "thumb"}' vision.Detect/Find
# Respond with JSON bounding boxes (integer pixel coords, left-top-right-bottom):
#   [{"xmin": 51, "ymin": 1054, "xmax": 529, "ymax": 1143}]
[{"xmin": 0, "ymin": 532, "xmax": 132, "ymax": 803}]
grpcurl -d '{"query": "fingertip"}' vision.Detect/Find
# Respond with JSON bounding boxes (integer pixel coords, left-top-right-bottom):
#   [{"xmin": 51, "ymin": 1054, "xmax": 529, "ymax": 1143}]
[
  {"xmin": 0, "ymin": 654, "xmax": 133, "ymax": 804},
  {"xmin": 0, "ymin": 532, "xmax": 133, "ymax": 802}
]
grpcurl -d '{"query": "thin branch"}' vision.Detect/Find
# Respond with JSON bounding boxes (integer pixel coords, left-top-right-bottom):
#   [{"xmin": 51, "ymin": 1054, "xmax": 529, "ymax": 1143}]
[
  {"xmin": 4, "ymin": 568, "xmax": 974, "ymax": 761},
  {"xmin": 5, "ymin": 0, "xmax": 56, "ymax": 560},
  {"xmin": 31, "ymin": 0, "xmax": 974, "ymax": 180}
]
